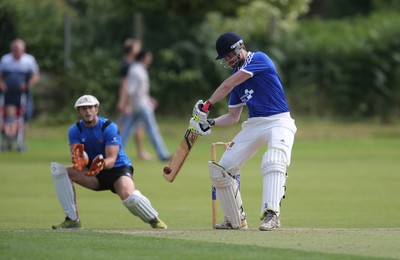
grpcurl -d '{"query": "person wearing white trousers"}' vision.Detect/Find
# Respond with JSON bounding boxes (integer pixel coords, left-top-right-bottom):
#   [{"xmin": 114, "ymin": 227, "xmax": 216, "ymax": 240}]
[{"xmin": 189, "ymin": 32, "xmax": 296, "ymax": 231}]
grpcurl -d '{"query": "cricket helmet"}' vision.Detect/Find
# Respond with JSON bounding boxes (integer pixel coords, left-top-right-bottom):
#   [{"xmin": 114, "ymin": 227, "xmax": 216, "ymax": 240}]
[
  {"xmin": 215, "ymin": 32, "xmax": 244, "ymax": 60},
  {"xmin": 74, "ymin": 95, "xmax": 100, "ymax": 108}
]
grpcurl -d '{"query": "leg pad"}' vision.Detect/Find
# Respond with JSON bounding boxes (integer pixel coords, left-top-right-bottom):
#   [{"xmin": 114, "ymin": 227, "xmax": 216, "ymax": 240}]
[
  {"xmin": 122, "ymin": 190, "xmax": 158, "ymax": 223},
  {"xmin": 260, "ymin": 149, "xmax": 288, "ymax": 213},
  {"xmin": 209, "ymin": 161, "xmax": 243, "ymax": 229},
  {"xmin": 50, "ymin": 162, "xmax": 78, "ymax": 221}
]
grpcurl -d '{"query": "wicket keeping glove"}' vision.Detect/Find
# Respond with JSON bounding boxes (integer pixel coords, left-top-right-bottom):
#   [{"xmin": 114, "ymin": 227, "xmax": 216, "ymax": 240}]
[
  {"xmin": 72, "ymin": 144, "xmax": 88, "ymax": 171},
  {"xmin": 188, "ymin": 117, "xmax": 212, "ymax": 136},
  {"xmin": 192, "ymin": 100, "xmax": 212, "ymax": 124},
  {"xmin": 83, "ymin": 155, "xmax": 105, "ymax": 176}
]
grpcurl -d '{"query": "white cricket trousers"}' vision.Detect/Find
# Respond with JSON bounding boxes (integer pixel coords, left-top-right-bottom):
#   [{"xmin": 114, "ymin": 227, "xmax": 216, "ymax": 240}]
[{"xmin": 218, "ymin": 112, "xmax": 297, "ymax": 175}]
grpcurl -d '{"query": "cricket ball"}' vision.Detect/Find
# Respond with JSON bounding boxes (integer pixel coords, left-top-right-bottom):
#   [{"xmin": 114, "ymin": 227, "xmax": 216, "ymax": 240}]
[{"xmin": 163, "ymin": 166, "xmax": 172, "ymax": 175}]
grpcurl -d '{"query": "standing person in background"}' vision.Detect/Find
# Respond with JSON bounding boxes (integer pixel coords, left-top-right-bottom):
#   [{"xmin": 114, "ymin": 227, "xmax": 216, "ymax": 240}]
[
  {"xmin": 117, "ymin": 38, "xmax": 152, "ymax": 160},
  {"xmin": 190, "ymin": 32, "xmax": 297, "ymax": 231},
  {"xmin": 120, "ymin": 49, "xmax": 171, "ymax": 161},
  {"xmin": 3, "ymin": 104, "xmax": 19, "ymax": 140},
  {"xmin": 0, "ymin": 38, "xmax": 40, "ymax": 151},
  {"xmin": 51, "ymin": 95, "xmax": 167, "ymax": 229}
]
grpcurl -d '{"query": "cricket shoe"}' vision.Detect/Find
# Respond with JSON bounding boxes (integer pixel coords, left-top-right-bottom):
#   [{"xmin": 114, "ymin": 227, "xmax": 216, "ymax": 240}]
[
  {"xmin": 259, "ymin": 210, "xmax": 280, "ymax": 231},
  {"xmin": 52, "ymin": 217, "xmax": 82, "ymax": 230},
  {"xmin": 214, "ymin": 215, "xmax": 248, "ymax": 230},
  {"xmin": 149, "ymin": 217, "xmax": 167, "ymax": 229}
]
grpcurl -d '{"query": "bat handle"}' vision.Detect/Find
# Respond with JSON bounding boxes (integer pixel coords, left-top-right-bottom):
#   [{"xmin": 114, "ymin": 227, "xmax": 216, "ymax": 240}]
[{"xmin": 202, "ymin": 101, "xmax": 212, "ymax": 112}]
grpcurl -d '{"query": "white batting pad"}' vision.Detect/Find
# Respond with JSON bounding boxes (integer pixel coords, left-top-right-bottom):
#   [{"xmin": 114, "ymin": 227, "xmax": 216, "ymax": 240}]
[
  {"xmin": 261, "ymin": 148, "xmax": 287, "ymax": 174},
  {"xmin": 122, "ymin": 190, "xmax": 158, "ymax": 223},
  {"xmin": 50, "ymin": 162, "xmax": 78, "ymax": 221},
  {"xmin": 262, "ymin": 172, "xmax": 286, "ymax": 213},
  {"xmin": 261, "ymin": 149, "xmax": 288, "ymax": 213},
  {"xmin": 209, "ymin": 161, "xmax": 243, "ymax": 228}
]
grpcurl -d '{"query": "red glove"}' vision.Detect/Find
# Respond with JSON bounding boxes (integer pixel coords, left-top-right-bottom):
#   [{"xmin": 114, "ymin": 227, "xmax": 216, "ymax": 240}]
[
  {"xmin": 83, "ymin": 155, "xmax": 105, "ymax": 176},
  {"xmin": 72, "ymin": 144, "xmax": 88, "ymax": 171}
]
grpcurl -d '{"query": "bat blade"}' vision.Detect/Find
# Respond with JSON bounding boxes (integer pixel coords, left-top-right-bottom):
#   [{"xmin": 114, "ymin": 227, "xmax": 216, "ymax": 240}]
[{"xmin": 163, "ymin": 129, "xmax": 198, "ymax": 182}]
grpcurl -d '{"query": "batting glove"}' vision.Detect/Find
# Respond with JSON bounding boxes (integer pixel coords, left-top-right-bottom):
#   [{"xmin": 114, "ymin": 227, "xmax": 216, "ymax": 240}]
[
  {"xmin": 72, "ymin": 144, "xmax": 88, "ymax": 171},
  {"xmin": 192, "ymin": 100, "xmax": 212, "ymax": 124},
  {"xmin": 188, "ymin": 117, "xmax": 212, "ymax": 136},
  {"xmin": 83, "ymin": 155, "xmax": 105, "ymax": 176}
]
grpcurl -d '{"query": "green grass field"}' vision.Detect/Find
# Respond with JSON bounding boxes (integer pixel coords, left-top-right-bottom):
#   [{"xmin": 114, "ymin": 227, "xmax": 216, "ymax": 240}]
[{"xmin": 1, "ymin": 119, "xmax": 399, "ymax": 259}]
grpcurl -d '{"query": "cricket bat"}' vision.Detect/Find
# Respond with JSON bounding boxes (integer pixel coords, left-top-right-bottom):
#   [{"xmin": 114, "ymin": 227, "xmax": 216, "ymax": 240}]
[
  {"xmin": 163, "ymin": 129, "xmax": 198, "ymax": 182},
  {"xmin": 162, "ymin": 101, "xmax": 211, "ymax": 182}
]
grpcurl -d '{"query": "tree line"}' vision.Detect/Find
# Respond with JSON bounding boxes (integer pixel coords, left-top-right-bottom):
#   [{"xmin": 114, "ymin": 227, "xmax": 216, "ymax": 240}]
[{"xmin": 1, "ymin": 0, "xmax": 399, "ymax": 123}]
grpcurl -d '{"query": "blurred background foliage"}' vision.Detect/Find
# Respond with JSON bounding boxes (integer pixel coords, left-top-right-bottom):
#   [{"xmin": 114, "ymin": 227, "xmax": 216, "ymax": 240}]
[{"xmin": 1, "ymin": 0, "xmax": 399, "ymax": 123}]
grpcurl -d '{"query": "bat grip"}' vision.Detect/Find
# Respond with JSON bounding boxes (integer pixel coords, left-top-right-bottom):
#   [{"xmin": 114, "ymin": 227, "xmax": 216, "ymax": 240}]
[{"xmin": 202, "ymin": 101, "xmax": 212, "ymax": 112}]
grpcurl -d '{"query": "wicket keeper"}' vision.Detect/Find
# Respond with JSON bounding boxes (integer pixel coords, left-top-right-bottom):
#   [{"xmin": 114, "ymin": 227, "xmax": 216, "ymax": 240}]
[
  {"xmin": 51, "ymin": 95, "xmax": 167, "ymax": 229},
  {"xmin": 190, "ymin": 32, "xmax": 297, "ymax": 231}
]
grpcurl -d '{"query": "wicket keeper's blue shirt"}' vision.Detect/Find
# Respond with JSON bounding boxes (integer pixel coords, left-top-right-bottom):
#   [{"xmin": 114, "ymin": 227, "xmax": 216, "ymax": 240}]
[
  {"xmin": 68, "ymin": 116, "xmax": 131, "ymax": 167},
  {"xmin": 229, "ymin": 51, "xmax": 289, "ymax": 117}
]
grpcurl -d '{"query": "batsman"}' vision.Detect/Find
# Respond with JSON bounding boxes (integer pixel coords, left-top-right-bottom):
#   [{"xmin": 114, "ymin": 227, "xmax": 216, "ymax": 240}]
[
  {"xmin": 50, "ymin": 95, "xmax": 167, "ymax": 229},
  {"xmin": 189, "ymin": 32, "xmax": 297, "ymax": 231}
]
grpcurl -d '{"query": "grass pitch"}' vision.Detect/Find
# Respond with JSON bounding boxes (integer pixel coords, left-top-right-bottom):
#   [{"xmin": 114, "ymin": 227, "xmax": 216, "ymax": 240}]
[{"xmin": 0, "ymin": 119, "xmax": 399, "ymax": 259}]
